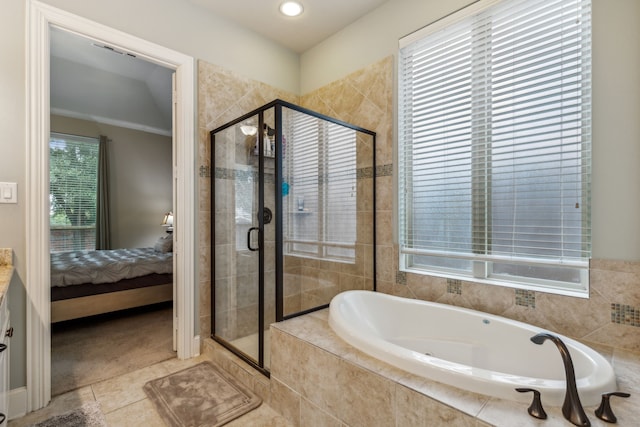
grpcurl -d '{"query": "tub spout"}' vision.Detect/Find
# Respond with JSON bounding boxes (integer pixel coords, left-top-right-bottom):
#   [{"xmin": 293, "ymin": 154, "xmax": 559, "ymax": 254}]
[{"xmin": 531, "ymin": 332, "xmax": 590, "ymax": 426}]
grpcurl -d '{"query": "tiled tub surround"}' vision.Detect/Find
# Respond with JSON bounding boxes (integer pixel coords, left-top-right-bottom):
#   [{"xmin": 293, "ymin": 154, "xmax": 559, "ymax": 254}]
[
  {"xmin": 381, "ymin": 257, "xmax": 640, "ymax": 355},
  {"xmin": 269, "ymin": 309, "xmax": 640, "ymax": 427},
  {"xmin": 328, "ymin": 290, "xmax": 616, "ymax": 407}
]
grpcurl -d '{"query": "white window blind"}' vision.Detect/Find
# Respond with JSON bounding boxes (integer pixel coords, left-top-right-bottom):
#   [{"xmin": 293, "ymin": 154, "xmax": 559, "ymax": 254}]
[
  {"xmin": 284, "ymin": 108, "xmax": 357, "ymax": 261},
  {"xmin": 49, "ymin": 133, "xmax": 100, "ymax": 252},
  {"xmin": 398, "ymin": 0, "xmax": 591, "ymax": 294}
]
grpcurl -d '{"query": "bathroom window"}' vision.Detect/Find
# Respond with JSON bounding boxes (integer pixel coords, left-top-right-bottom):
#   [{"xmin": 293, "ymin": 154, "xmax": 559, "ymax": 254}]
[
  {"xmin": 398, "ymin": 0, "xmax": 592, "ymax": 296},
  {"xmin": 284, "ymin": 109, "xmax": 357, "ymax": 262},
  {"xmin": 49, "ymin": 133, "xmax": 100, "ymax": 252}
]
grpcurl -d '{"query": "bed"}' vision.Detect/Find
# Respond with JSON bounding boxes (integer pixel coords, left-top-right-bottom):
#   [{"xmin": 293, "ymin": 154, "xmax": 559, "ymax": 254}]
[{"xmin": 50, "ymin": 246, "xmax": 173, "ymax": 323}]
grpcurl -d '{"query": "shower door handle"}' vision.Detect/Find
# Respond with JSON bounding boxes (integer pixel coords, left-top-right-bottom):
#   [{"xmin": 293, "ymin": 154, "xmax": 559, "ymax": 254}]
[{"xmin": 247, "ymin": 227, "xmax": 260, "ymax": 251}]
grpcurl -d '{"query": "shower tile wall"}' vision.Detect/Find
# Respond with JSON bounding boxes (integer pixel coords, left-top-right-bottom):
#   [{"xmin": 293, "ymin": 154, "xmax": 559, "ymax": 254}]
[
  {"xmin": 199, "ymin": 55, "xmax": 640, "ymax": 354},
  {"xmin": 199, "ymin": 61, "xmax": 375, "ymax": 337}
]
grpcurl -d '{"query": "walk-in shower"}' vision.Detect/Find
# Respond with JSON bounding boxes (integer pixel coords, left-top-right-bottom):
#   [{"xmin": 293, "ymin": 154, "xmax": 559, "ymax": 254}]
[{"xmin": 210, "ymin": 99, "xmax": 376, "ymax": 375}]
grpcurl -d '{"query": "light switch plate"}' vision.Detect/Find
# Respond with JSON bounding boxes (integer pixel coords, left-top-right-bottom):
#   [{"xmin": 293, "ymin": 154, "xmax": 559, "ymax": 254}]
[{"xmin": 0, "ymin": 182, "xmax": 17, "ymax": 204}]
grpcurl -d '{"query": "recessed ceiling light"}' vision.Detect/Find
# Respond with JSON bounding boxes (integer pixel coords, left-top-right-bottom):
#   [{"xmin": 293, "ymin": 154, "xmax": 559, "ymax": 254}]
[{"xmin": 279, "ymin": 1, "xmax": 304, "ymax": 17}]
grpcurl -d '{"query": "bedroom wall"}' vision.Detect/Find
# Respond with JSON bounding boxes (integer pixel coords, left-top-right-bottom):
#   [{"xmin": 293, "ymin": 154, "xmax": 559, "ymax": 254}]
[{"xmin": 51, "ymin": 115, "xmax": 173, "ymax": 249}]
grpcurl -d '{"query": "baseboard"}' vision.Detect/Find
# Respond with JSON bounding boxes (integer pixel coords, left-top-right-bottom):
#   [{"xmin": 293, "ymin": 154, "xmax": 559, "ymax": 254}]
[{"xmin": 8, "ymin": 386, "xmax": 27, "ymax": 420}]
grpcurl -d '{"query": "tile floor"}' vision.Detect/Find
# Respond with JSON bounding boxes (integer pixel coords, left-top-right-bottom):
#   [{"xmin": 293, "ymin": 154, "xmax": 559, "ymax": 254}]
[
  {"xmin": 51, "ymin": 304, "xmax": 175, "ymax": 396},
  {"xmin": 9, "ymin": 354, "xmax": 292, "ymax": 426}
]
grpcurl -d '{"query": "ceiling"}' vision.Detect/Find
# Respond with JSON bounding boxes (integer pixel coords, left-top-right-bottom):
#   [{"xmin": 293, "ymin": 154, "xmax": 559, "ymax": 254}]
[
  {"xmin": 50, "ymin": 27, "xmax": 174, "ymax": 136},
  {"xmin": 190, "ymin": 0, "xmax": 388, "ymax": 53},
  {"xmin": 50, "ymin": 0, "xmax": 388, "ymax": 135}
]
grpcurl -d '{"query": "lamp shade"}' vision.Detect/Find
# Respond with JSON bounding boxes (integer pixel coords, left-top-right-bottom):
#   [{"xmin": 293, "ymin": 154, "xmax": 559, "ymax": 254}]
[{"xmin": 161, "ymin": 212, "xmax": 174, "ymax": 232}]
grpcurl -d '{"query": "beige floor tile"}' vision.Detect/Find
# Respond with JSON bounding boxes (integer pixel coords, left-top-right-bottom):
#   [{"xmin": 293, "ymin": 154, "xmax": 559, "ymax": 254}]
[
  {"xmin": 225, "ymin": 403, "xmax": 293, "ymax": 427},
  {"xmin": 51, "ymin": 305, "xmax": 174, "ymax": 396},
  {"xmin": 11, "ymin": 331, "xmax": 285, "ymax": 427},
  {"xmin": 157, "ymin": 353, "xmax": 211, "ymax": 374},
  {"xmin": 92, "ymin": 363, "xmax": 170, "ymax": 414},
  {"xmin": 104, "ymin": 398, "xmax": 166, "ymax": 427},
  {"xmin": 8, "ymin": 387, "xmax": 96, "ymax": 427}
]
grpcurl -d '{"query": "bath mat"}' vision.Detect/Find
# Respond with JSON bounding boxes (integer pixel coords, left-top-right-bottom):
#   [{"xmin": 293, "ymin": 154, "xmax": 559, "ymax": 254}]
[
  {"xmin": 144, "ymin": 361, "xmax": 262, "ymax": 427},
  {"xmin": 32, "ymin": 402, "xmax": 106, "ymax": 427}
]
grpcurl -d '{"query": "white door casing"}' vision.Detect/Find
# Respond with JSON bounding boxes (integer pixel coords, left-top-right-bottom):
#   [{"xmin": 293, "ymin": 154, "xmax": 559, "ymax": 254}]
[{"xmin": 26, "ymin": 0, "xmax": 197, "ymax": 412}]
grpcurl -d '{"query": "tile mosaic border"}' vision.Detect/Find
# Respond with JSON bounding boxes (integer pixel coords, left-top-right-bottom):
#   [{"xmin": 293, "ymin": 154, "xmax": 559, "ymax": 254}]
[
  {"xmin": 515, "ymin": 289, "xmax": 536, "ymax": 309},
  {"xmin": 446, "ymin": 279, "xmax": 462, "ymax": 295},
  {"xmin": 611, "ymin": 303, "xmax": 640, "ymax": 327},
  {"xmin": 376, "ymin": 164, "xmax": 393, "ymax": 177}
]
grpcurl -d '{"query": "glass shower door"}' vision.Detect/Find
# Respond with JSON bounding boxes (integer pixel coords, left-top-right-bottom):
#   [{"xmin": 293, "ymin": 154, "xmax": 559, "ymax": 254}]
[
  {"xmin": 211, "ymin": 100, "xmax": 375, "ymax": 375},
  {"xmin": 212, "ymin": 114, "xmax": 263, "ymax": 369}
]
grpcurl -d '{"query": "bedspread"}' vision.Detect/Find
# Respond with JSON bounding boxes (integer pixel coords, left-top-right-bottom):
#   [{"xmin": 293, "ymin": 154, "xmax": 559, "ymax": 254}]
[{"xmin": 50, "ymin": 248, "xmax": 173, "ymax": 287}]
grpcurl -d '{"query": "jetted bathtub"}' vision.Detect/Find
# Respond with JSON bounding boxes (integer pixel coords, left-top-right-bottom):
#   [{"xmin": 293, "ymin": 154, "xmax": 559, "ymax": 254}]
[{"xmin": 328, "ymin": 290, "xmax": 616, "ymax": 406}]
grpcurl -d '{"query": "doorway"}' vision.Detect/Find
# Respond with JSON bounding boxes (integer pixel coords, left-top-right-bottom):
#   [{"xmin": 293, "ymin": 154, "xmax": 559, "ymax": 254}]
[
  {"xmin": 26, "ymin": 0, "xmax": 196, "ymax": 412},
  {"xmin": 48, "ymin": 26, "xmax": 176, "ymax": 395}
]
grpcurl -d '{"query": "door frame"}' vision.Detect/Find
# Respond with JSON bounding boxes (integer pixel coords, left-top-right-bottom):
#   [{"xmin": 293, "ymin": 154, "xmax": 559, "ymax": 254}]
[{"xmin": 26, "ymin": 0, "xmax": 197, "ymax": 412}]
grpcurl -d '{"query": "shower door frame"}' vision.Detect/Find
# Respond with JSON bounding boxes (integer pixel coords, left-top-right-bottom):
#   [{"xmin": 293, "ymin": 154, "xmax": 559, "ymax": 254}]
[{"xmin": 210, "ymin": 99, "xmax": 377, "ymax": 377}]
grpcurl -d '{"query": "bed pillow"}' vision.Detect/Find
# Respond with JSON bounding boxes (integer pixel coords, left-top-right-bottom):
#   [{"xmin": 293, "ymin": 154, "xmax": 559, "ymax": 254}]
[{"xmin": 154, "ymin": 235, "xmax": 173, "ymax": 253}]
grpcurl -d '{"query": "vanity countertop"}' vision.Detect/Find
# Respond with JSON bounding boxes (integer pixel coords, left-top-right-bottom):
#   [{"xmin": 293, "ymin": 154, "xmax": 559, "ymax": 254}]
[{"xmin": 0, "ymin": 248, "xmax": 14, "ymax": 302}]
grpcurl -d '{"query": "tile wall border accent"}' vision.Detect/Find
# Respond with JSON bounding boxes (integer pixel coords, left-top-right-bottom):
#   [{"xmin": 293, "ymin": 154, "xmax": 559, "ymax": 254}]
[
  {"xmin": 199, "ymin": 165, "xmax": 211, "ymax": 178},
  {"xmin": 446, "ymin": 279, "xmax": 462, "ymax": 295},
  {"xmin": 611, "ymin": 303, "xmax": 640, "ymax": 327},
  {"xmin": 376, "ymin": 164, "xmax": 393, "ymax": 177},
  {"xmin": 214, "ymin": 166, "xmax": 275, "ymax": 183},
  {"xmin": 515, "ymin": 289, "xmax": 536, "ymax": 309}
]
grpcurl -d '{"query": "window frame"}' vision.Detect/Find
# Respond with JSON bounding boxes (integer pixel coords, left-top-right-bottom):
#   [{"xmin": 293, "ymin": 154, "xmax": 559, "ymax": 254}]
[
  {"xmin": 397, "ymin": 0, "xmax": 592, "ymax": 297},
  {"xmin": 49, "ymin": 132, "xmax": 100, "ymax": 253}
]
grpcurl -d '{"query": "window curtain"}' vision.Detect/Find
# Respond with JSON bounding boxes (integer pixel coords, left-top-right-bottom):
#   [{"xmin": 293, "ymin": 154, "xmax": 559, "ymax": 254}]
[{"xmin": 95, "ymin": 135, "xmax": 111, "ymax": 250}]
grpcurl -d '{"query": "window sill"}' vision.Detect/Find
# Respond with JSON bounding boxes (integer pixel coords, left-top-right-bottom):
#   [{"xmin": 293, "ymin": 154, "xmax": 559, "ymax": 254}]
[{"xmin": 400, "ymin": 267, "xmax": 590, "ymax": 299}]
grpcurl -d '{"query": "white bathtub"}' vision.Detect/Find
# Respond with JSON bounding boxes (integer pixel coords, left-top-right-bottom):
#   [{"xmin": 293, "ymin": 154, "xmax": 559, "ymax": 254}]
[{"xmin": 328, "ymin": 290, "xmax": 616, "ymax": 406}]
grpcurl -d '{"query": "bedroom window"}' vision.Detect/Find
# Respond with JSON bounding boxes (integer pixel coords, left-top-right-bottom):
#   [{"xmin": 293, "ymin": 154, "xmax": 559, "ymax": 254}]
[
  {"xmin": 398, "ymin": 0, "xmax": 592, "ymax": 296},
  {"xmin": 49, "ymin": 133, "xmax": 100, "ymax": 252},
  {"xmin": 284, "ymin": 110, "xmax": 357, "ymax": 262}
]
